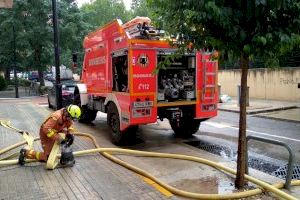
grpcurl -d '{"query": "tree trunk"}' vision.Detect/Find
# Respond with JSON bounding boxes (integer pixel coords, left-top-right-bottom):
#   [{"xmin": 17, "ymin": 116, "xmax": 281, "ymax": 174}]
[
  {"xmin": 235, "ymin": 53, "xmax": 249, "ymax": 188},
  {"xmin": 35, "ymin": 48, "xmax": 45, "ymax": 86},
  {"xmin": 38, "ymin": 69, "xmax": 45, "ymax": 86},
  {"xmin": 5, "ymin": 68, "xmax": 10, "ymax": 81}
]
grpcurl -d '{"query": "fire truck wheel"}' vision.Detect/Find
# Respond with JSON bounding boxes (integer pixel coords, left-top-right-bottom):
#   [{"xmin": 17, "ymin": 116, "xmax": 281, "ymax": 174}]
[
  {"xmin": 125, "ymin": 125, "xmax": 138, "ymax": 141},
  {"xmin": 169, "ymin": 118, "xmax": 201, "ymax": 138},
  {"xmin": 79, "ymin": 105, "xmax": 97, "ymax": 123},
  {"xmin": 107, "ymin": 103, "xmax": 125, "ymax": 145}
]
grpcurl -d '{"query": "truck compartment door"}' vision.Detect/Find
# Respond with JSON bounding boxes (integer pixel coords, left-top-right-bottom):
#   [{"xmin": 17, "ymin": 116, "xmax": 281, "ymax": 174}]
[{"xmin": 130, "ymin": 49, "xmax": 157, "ymax": 124}]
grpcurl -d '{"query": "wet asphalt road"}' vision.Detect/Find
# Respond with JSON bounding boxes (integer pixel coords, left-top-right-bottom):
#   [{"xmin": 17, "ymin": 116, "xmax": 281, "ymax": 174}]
[{"xmin": 199, "ymin": 111, "xmax": 300, "ymax": 172}]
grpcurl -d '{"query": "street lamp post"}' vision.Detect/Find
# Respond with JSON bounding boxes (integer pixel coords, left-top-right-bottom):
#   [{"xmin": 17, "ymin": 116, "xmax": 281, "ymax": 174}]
[{"xmin": 51, "ymin": 0, "xmax": 62, "ymax": 109}]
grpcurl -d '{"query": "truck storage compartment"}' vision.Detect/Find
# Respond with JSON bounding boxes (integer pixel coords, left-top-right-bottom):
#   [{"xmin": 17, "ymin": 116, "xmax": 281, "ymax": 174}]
[{"xmin": 157, "ymin": 54, "xmax": 196, "ymax": 102}]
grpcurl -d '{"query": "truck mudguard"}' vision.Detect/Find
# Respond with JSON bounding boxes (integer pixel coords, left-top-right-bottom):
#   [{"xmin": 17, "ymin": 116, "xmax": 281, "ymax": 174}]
[{"xmin": 75, "ymin": 83, "xmax": 88, "ymax": 106}]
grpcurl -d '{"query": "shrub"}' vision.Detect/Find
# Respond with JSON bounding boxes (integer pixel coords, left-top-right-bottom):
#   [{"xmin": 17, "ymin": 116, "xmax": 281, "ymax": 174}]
[
  {"xmin": 18, "ymin": 79, "xmax": 31, "ymax": 87},
  {"xmin": 0, "ymin": 76, "xmax": 7, "ymax": 91},
  {"xmin": 7, "ymin": 78, "xmax": 31, "ymax": 87},
  {"xmin": 39, "ymin": 85, "xmax": 50, "ymax": 95}
]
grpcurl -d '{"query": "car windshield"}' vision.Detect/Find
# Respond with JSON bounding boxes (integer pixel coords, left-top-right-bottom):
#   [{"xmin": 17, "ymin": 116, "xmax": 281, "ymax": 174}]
[{"xmin": 62, "ymin": 85, "xmax": 75, "ymax": 92}]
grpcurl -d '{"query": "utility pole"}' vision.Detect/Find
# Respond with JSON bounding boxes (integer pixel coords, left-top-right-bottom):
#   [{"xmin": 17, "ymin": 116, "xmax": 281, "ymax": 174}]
[
  {"xmin": 51, "ymin": 0, "xmax": 62, "ymax": 109},
  {"xmin": 12, "ymin": 24, "xmax": 19, "ymax": 98}
]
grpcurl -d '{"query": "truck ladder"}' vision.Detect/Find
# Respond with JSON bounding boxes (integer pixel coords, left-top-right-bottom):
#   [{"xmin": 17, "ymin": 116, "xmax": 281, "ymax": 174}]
[{"xmin": 202, "ymin": 61, "xmax": 217, "ymax": 101}]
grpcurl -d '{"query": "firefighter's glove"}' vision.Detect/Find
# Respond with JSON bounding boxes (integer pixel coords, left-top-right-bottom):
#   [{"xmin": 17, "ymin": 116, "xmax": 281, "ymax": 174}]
[
  {"xmin": 57, "ymin": 133, "xmax": 66, "ymax": 144},
  {"xmin": 65, "ymin": 133, "xmax": 74, "ymax": 146}
]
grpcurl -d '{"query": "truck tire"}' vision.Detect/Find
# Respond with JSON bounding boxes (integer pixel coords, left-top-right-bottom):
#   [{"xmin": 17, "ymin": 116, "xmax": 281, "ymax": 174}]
[
  {"xmin": 79, "ymin": 105, "xmax": 97, "ymax": 123},
  {"xmin": 169, "ymin": 118, "xmax": 201, "ymax": 138},
  {"xmin": 107, "ymin": 103, "xmax": 125, "ymax": 145},
  {"xmin": 73, "ymin": 91, "xmax": 97, "ymax": 123},
  {"xmin": 107, "ymin": 103, "xmax": 138, "ymax": 145}
]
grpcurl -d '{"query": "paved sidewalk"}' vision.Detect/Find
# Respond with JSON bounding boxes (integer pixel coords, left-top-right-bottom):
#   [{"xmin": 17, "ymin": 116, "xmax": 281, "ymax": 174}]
[
  {"xmin": 0, "ymin": 97, "xmax": 299, "ymax": 200},
  {"xmin": 219, "ymin": 97, "xmax": 300, "ymax": 123},
  {"xmin": 0, "ymin": 98, "xmax": 170, "ymax": 200}
]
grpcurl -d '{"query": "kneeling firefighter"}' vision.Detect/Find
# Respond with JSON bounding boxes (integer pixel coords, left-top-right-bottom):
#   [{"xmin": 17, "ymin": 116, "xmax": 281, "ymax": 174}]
[{"xmin": 19, "ymin": 105, "xmax": 81, "ymax": 167}]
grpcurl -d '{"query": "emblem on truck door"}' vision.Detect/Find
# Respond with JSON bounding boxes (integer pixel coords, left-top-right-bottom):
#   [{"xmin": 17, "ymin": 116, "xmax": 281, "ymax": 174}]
[{"xmin": 137, "ymin": 54, "xmax": 149, "ymax": 67}]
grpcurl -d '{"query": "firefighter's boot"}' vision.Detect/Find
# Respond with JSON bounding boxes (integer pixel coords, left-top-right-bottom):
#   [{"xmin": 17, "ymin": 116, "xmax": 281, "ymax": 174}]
[{"xmin": 18, "ymin": 148, "xmax": 27, "ymax": 166}]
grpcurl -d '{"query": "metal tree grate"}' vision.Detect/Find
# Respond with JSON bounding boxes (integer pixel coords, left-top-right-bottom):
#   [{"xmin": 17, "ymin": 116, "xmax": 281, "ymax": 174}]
[{"xmin": 273, "ymin": 164, "xmax": 300, "ymax": 180}]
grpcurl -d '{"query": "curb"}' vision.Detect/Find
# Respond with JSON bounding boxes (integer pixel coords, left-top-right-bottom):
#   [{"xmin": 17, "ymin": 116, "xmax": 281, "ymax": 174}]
[
  {"xmin": 252, "ymin": 114, "xmax": 300, "ymax": 123},
  {"xmin": 218, "ymin": 106, "xmax": 298, "ymax": 115},
  {"xmin": 0, "ymin": 95, "xmax": 47, "ymax": 100}
]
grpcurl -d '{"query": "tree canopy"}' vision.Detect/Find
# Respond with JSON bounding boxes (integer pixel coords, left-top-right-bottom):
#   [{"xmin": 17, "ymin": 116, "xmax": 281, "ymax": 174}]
[
  {"xmin": 0, "ymin": 0, "xmax": 91, "ymax": 83},
  {"xmin": 80, "ymin": 0, "xmax": 130, "ymax": 28},
  {"xmin": 130, "ymin": 0, "xmax": 153, "ymax": 20},
  {"xmin": 149, "ymin": 0, "xmax": 300, "ymax": 64}
]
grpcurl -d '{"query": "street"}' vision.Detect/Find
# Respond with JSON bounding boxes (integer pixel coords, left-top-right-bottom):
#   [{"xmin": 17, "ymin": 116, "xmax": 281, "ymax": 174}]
[
  {"xmin": 0, "ymin": 97, "xmax": 299, "ymax": 199},
  {"xmin": 201, "ymin": 111, "xmax": 300, "ymax": 161},
  {"xmin": 199, "ymin": 111, "xmax": 300, "ymax": 178}
]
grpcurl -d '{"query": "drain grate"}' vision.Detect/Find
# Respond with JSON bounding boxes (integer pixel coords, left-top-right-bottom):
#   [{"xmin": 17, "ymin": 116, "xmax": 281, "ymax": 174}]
[
  {"xmin": 185, "ymin": 140, "xmax": 300, "ymax": 180},
  {"xmin": 186, "ymin": 140, "xmax": 235, "ymax": 159},
  {"xmin": 248, "ymin": 157, "xmax": 281, "ymax": 175},
  {"xmin": 273, "ymin": 165, "xmax": 300, "ymax": 180}
]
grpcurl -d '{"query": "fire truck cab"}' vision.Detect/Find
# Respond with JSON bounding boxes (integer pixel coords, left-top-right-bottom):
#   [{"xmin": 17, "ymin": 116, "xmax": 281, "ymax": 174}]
[{"xmin": 74, "ymin": 17, "xmax": 218, "ymax": 144}]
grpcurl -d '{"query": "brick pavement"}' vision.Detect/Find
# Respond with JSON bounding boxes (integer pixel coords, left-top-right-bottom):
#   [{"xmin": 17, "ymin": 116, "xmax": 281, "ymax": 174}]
[
  {"xmin": 1, "ymin": 97, "xmax": 299, "ymax": 200},
  {"xmin": 0, "ymin": 98, "xmax": 173, "ymax": 200}
]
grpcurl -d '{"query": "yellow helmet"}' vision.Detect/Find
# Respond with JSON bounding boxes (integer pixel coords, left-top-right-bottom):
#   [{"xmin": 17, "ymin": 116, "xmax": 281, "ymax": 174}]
[{"xmin": 67, "ymin": 105, "xmax": 81, "ymax": 119}]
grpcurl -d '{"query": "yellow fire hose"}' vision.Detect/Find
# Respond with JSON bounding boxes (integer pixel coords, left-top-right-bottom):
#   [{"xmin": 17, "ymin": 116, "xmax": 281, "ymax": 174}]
[{"xmin": 0, "ymin": 120, "xmax": 299, "ymax": 200}]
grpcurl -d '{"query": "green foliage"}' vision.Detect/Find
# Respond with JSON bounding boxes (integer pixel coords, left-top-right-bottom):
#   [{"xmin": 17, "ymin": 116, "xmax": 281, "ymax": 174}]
[
  {"xmin": 154, "ymin": 52, "xmax": 183, "ymax": 74},
  {"xmin": 80, "ymin": 0, "xmax": 130, "ymax": 28},
  {"xmin": 148, "ymin": 0, "xmax": 300, "ymax": 64},
  {"xmin": 18, "ymin": 78, "xmax": 31, "ymax": 87},
  {"xmin": 0, "ymin": 0, "xmax": 155, "ymax": 81},
  {"xmin": 279, "ymin": 48, "xmax": 300, "ymax": 67},
  {"xmin": 0, "ymin": 0, "xmax": 90, "ymax": 81},
  {"xmin": 38, "ymin": 85, "xmax": 50, "ymax": 95},
  {"xmin": 59, "ymin": 0, "xmax": 92, "ymax": 70},
  {"xmin": 130, "ymin": 0, "xmax": 154, "ymax": 20},
  {"xmin": 6, "ymin": 78, "xmax": 30, "ymax": 87},
  {"xmin": 0, "ymin": 76, "xmax": 7, "ymax": 91}
]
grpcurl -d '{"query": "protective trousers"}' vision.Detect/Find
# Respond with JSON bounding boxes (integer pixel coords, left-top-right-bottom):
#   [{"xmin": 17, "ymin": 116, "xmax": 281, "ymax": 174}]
[{"xmin": 24, "ymin": 127, "xmax": 56, "ymax": 162}]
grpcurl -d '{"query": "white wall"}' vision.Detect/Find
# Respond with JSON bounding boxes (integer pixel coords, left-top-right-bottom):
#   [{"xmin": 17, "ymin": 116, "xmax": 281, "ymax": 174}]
[{"xmin": 218, "ymin": 67, "xmax": 300, "ymax": 101}]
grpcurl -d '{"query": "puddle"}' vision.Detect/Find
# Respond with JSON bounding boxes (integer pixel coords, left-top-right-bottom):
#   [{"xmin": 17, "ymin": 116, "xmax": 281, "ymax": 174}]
[
  {"xmin": 170, "ymin": 176, "xmax": 235, "ymax": 194},
  {"xmin": 185, "ymin": 140, "xmax": 300, "ymax": 180}
]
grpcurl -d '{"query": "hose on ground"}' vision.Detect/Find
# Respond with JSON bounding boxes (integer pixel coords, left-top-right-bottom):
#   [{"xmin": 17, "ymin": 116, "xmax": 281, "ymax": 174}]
[{"xmin": 0, "ymin": 121, "xmax": 299, "ymax": 200}]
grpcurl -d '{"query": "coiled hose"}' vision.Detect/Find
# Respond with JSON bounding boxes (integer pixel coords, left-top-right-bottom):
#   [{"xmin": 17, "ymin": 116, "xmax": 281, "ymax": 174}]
[{"xmin": 0, "ymin": 121, "xmax": 299, "ymax": 200}]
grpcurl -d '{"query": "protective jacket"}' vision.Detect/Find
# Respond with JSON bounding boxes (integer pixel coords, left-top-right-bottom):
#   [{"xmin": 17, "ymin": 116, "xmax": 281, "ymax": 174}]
[
  {"xmin": 41, "ymin": 108, "xmax": 73, "ymax": 141},
  {"xmin": 26, "ymin": 108, "xmax": 74, "ymax": 161}
]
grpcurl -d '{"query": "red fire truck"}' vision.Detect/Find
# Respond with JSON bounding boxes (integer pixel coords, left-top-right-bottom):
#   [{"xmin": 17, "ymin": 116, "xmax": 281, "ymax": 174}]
[{"xmin": 74, "ymin": 17, "xmax": 218, "ymax": 144}]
